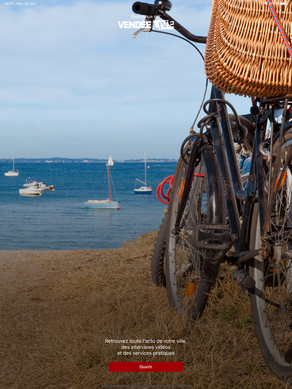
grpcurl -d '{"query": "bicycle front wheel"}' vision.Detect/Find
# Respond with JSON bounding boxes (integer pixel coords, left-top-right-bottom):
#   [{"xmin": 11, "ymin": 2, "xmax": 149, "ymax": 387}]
[
  {"xmin": 250, "ymin": 130, "xmax": 292, "ymax": 382},
  {"xmin": 165, "ymin": 145, "xmax": 225, "ymax": 319}
]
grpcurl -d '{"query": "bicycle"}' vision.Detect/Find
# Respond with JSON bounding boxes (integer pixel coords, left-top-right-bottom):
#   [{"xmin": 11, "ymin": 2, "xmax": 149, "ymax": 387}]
[
  {"xmin": 151, "ymin": 130, "xmax": 252, "ymax": 288},
  {"xmin": 133, "ymin": 0, "xmax": 292, "ymax": 382}
]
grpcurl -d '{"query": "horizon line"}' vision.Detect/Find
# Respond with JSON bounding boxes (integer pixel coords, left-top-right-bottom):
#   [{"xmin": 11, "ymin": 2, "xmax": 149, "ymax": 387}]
[{"xmin": 0, "ymin": 157, "xmax": 179, "ymax": 162}]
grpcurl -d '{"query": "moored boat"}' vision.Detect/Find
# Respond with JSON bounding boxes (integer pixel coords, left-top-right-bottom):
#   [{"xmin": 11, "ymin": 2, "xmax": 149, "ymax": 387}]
[
  {"xmin": 134, "ymin": 153, "xmax": 152, "ymax": 194},
  {"xmin": 19, "ymin": 184, "xmax": 43, "ymax": 196},
  {"xmin": 23, "ymin": 179, "xmax": 38, "ymax": 187},
  {"xmin": 5, "ymin": 150, "xmax": 19, "ymax": 176},
  {"xmin": 19, "ymin": 179, "xmax": 55, "ymax": 196},
  {"xmin": 38, "ymin": 182, "xmax": 55, "ymax": 191},
  {"xmin": 84, "ymin": 199, "xmax": 119, "ymax": 209},
  {"xmin": 23, "ymin": 179, "xmax": 54, "ymax": 191},
  {"xmin": 134, "ymin": 186, "xmax": 152, "ymax": 194},
  {"xmin": 84, "ymin": 156, "xmax": 119, "ymax": 209}
]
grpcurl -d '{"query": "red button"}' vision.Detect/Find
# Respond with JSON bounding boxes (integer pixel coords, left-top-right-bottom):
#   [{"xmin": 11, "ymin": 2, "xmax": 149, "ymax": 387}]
[{"xmin": 109, "ymin": 362, "xmax": 183, "ymax": 372}]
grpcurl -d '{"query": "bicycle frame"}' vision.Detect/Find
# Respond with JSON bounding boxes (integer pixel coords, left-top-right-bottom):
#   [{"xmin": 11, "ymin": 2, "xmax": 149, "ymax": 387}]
[
  {"xmin": 210, "ymin": 87, "xmax": 262, "ymax": 254},
  {"xmin": 175, "ymin": 85, "xmax": 284, "ymax": 262},
  {"xmin": 202, "ymin": 88, "xmax": 292, "ymax": 262}
]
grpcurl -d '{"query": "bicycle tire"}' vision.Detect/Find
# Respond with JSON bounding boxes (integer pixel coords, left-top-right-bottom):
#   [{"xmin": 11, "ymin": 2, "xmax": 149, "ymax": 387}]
[
  {"xmin": 151, "ymin": 209, "xmax": 168, "ymax": 287},
  {"xmin": 151, "ymin": 158, "xmax": 203, "ymax": 288},
  {"xmin": 151, "ymin": 156, "xmax": 189, "ymax": 288},
  {"xmin": 249, "ymin": 130, "xmax": 292, "ymax": 382},
  {"xmin": 165, "ymin": 144, "xmax": 225, "ymax": 319}
]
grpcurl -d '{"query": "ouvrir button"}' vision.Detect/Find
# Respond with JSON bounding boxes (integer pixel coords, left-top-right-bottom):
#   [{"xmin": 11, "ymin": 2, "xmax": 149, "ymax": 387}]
[{"xmin": 109, "ymin": 362, "xmax": 183, "ymax": 372}]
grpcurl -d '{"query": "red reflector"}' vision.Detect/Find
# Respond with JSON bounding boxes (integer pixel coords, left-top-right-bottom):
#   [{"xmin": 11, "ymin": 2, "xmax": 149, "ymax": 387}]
[{"xmin": 109, "ymin": 362, "xmax": 183, "ymax": 372}]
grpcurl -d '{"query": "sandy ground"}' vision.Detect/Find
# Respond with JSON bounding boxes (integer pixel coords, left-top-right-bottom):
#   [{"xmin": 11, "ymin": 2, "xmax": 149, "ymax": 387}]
[
  {"xmin": 0, "ymin": 238, "xmax": 290, "ymax": 389},
  {"xmin": 0, "ymin": 248, "xmax": 111, "ymax": 388},
  {"xmin": 0, "ymin": 249, "xmax": 92, "ymax": 305}
]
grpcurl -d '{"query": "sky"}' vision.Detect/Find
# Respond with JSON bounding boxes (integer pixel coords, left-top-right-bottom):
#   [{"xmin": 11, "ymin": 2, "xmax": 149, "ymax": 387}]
[{"xmin": 0, "ymin": 0, "xmax": 252, "ymax": 159}]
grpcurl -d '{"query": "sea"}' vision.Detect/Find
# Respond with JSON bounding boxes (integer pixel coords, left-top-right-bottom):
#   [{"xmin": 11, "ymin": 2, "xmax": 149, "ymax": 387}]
[{"xmin": 0, "ymin": 161, "xmax": 177, "ymax": 250}]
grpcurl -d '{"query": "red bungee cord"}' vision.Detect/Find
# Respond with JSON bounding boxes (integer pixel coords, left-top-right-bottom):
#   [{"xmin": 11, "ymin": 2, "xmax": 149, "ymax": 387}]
[{"xmin": 156, "ymin": 172, "xmax": 204, "ymax": 205}]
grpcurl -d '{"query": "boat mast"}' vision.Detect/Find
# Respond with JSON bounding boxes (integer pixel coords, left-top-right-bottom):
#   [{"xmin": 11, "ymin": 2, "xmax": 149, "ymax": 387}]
[
  {"xmin": 13, "ymin": 150, "xmax": 15, "ymax": 172},
  {"xmin": 144, "ymin": 152, "xmax": 146, "ymax": 187},
  {"xmin": 107, "ymin": 162, "xmax": 112, "ymax": 202}
]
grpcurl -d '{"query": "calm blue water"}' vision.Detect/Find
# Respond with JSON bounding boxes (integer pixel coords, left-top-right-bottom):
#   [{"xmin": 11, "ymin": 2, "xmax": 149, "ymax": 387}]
[{"xmin": 0, "ymin": 162, "xmax": 177, "ymax": 250}]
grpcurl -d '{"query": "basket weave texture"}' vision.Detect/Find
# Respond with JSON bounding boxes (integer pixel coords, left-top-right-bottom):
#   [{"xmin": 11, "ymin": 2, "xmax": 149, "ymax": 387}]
[{"xmin": 205, "ymin": 0, "xmax": 292, "ymax": 97}]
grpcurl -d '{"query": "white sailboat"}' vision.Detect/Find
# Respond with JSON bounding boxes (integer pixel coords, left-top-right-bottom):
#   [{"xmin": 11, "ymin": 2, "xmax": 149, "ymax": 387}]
[
  {"xmin": 134, "ymin": 153, "xmax": 152, "ymax": 194},
  {"xmin": 5, "ymin": 150, "xmax": 19, "ymax": 176},
  {"xmin": 84, "ymin": 156, "xmax": 119, "ymax": 209}
]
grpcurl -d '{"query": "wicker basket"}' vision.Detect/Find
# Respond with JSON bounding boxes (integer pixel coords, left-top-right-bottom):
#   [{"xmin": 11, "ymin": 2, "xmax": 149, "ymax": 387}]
[{"xmin": 205, "ymin": 0, "xmax": 292, "ymax": 97}]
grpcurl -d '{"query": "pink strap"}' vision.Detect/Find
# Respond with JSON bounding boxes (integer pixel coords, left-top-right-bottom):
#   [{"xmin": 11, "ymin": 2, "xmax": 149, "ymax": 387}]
[{"xmin": 265, "ymin": 0, "xmax": 292, "ymax": 57}]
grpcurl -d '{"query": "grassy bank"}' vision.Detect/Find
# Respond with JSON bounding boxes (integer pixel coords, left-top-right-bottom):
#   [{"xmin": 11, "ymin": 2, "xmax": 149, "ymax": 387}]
[{"xmin": 0, "ymin": 233, "xmax": 289, "ymax": 388}]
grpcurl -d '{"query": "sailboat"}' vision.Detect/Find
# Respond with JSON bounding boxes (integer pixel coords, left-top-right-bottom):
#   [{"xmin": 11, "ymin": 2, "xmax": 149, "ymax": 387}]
[
  {"xmin": 134, "ymin": 153, "xmax": 152, "ymax": 194},
  {"xmin": 84, "ymin": 156, "xmax": 119, "ymax": 209},
  {"xmin": 5, "ymin": 150, "xmax": 19, "ymax": 176}
]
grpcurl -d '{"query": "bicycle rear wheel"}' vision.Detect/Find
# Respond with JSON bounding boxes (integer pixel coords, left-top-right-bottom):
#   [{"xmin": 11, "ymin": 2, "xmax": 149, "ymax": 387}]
[
  {"xmin": 250, "ymin": 130, "xmax": 292, "ymax": 382},
  {"xmin": 151, "ymin": 210, "xmax": 168, "ymax": 287},
  {"xmin": 165, "ymin": 145, "xmax": 225, "ymax": 319},
  {"xmin": 151, "ymin": 157, "xmax": 186, "ymax": 288}
]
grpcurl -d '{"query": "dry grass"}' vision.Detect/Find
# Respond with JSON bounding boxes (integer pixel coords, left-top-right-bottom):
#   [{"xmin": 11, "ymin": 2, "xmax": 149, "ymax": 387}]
[{"xmin": 0, "ymin": 233, "xmax": 290, "ymax": 388}]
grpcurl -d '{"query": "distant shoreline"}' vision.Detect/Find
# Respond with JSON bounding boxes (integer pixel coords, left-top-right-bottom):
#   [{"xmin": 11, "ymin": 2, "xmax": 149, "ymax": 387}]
[{"xmin": 0, "ymin": 158, "xmax": 178, "ymax": 163}]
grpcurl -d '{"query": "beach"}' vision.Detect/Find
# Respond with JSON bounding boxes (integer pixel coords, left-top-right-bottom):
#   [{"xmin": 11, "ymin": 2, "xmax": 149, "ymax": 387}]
[{"xmin": 0, "ymin": 233, "xmax": 289, "ymax": 388}]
